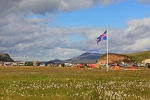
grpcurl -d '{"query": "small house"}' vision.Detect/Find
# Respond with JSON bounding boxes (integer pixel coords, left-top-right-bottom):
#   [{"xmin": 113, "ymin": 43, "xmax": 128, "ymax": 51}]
[{"xmin": 142, "ymin": 58, "xmax": 150, "ymax": 66}]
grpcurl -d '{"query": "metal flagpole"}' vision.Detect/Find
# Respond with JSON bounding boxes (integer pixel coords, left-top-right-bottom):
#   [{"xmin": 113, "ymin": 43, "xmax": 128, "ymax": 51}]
[{"xmin": 106, "ymin": 29, "xmax": 109, "ymax": 72}]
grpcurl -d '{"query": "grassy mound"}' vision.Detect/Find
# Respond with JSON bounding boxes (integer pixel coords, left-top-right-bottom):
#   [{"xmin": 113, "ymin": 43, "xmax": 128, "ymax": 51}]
[{"xmin": 125, "ymin": 50, "xmax": 150, "ymax": 63}]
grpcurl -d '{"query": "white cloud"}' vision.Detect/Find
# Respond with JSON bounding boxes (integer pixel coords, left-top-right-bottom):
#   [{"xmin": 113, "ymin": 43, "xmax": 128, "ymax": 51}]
[
  {"xmin": 0, "ymin": 0, "xmax": 150, "ymax": 61},
  {"xmin": 1, "ymin": 12, "xmax": 150, "ymax": 61},
  {"xmin": 48, "ymin": 47, "xmax": 85, "ymax": 57},
  {"xmin": 0, "ymin": 0, "xmax": 122, "ymax": 16},
  {"xmin": 1, "ymin": 16, "xmax": 150, "ymax": 61},
  {"xmin": 121, "ymin": 17, "xmax": 150, "ymax": 52},
  {"xmin": 137, "ymin": 0, "xmax": 150, "ymax": 4},
  {"xmin": 123, "ymin": 38, "xmax": 150, "ymax": 52}
]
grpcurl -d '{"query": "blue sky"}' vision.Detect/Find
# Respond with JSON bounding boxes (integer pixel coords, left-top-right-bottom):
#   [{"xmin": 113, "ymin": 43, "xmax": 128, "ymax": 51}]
[
  {"xmin": 0, "ymin": 0, "xmax": 150, "ymax": 61},
  {"xmin": 52, "ymin": 0, "xmax": 150, "ymax": 28}
]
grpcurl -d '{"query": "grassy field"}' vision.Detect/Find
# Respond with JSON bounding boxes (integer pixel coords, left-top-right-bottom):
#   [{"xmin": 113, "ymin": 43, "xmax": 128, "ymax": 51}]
[
  {"xmin": 0, "ymin": 66, "xmax": 150, "ymax": 100},
  {"xmin": 124, "ymin": 50, "xmax": 150, "ymax": 63}
]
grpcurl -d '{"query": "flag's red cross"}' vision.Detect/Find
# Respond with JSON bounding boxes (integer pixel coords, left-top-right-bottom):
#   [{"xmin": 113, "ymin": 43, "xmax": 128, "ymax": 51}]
[{"xmin": 99, "ymin": 33, "xmax": 107, "ymax": 41}]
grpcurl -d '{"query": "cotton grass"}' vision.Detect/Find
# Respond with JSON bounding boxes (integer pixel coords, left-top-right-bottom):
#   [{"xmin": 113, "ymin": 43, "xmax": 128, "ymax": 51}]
[{"xmin": 0, "ymin": 67, "xmax": 150, "ymax": 100}]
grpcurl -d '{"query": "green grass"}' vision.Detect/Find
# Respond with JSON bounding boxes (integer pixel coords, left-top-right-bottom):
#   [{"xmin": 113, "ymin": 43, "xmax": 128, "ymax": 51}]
[
  {"xmin": 124, "ymin": 50, "xmax": 150, "ymax": 63},
  {"xmin": 0, "ymin": 66, "xmax": 150, "ymax": 100},
  {"xmin": 98, "ymin": 50, "xmax": 150, "ymax": 63}
]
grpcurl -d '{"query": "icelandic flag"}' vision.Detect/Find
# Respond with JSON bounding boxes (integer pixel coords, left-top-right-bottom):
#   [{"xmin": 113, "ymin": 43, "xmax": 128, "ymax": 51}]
[{"xmin": 96, "ymin": 30, "xmax": 107, "ymax": 44}]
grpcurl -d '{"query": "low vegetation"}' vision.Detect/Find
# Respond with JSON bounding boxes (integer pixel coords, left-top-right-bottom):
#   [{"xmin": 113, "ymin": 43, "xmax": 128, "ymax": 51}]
[
  {"xmin": 125, "ymin": 50, "xmax": 150, "ymax": 63},
  {"xmin": 98, "ymin": 50, "xmax": 150, "ymax": 63},
  {"xmin": 0, "ymin": 66, "xmax": 150, "ymax": 100}
]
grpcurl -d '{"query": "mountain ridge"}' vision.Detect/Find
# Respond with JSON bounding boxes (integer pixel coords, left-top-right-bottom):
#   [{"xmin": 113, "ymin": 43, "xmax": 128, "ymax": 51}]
[
  {"xmin": 49, "ymin": 52, "xmax": 102, "ymax": 63},
  {"xmin": 1, "ymin": 50, "xmax": 150, "ymax": 63},
  {"xmin": 0, "ymin": 53, "xmax": 14, "ymax": 62}
]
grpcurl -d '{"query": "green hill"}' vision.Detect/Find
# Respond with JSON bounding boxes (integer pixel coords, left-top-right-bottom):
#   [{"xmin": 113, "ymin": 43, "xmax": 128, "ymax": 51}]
[
  {"xmin": 97, "ymin": 50, "xmax": 150, "ymax": 64},
  {"xmin": 124, "ymin": 50, "xmax": 150, "ymax": 63}
]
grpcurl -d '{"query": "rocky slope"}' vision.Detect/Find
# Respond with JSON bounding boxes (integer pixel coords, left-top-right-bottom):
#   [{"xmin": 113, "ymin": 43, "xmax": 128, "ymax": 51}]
[
  {"xmin": 0, "ymin": 53, "xmax": 14, "ymax": 62},
  {"xmin": 96, "ymin": 53, "xmax": 133, "ymax": 65}
]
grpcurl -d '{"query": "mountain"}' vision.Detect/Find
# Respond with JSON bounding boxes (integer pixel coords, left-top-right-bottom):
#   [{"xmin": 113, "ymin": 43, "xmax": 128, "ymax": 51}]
[
  {"xmin": 66, "ymin": 52, "xmax": 102, "ymax": 63},
  {"xmin": 0, "ymin": 53, "xmax": 14, "ymax": 62},
  {"xmin": 38, "ymin": 50, "xmax": 150, "ymax": 64},
  {"xmin": 50, "ymin": 52, "xmax": 102, "ymax": 64},
  {"xmin": 49, "ymin": 58, "xmax": 65, "ymax": 63}
]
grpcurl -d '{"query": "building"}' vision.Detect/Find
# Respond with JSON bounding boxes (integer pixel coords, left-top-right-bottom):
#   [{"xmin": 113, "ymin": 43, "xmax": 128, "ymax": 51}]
[{"xmin": 142, "ymin": 58, "xmax": 150, "ymax": 66}]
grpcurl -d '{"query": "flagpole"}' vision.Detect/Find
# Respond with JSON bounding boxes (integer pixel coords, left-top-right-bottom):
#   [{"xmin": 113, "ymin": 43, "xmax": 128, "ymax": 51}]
[{"xmin": 106, "ymin": 28, "xmax": 109, "ymax": 72}]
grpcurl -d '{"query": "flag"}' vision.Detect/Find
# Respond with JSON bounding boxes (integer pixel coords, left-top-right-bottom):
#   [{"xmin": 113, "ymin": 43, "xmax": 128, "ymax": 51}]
[{"xmin": 96, "ymin": 30, "xmax": 107, "ymax": 44}]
